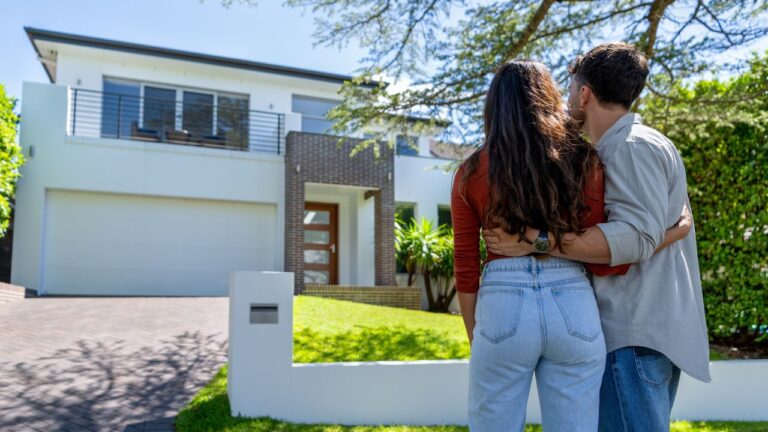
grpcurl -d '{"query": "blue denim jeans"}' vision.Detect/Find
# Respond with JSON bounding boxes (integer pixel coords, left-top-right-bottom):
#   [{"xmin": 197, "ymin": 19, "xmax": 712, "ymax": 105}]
[
  {"xmin": 598, "ymin": 346, "xmax": 682, "ymax": 432},
  {"xmin": 468, "ymin": 256, "xmax": 606, "ymax": 432}
]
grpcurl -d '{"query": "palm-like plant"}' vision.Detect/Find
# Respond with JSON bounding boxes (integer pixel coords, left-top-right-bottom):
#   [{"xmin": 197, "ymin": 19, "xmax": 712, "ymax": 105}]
[{"xmin": 395, "ymin": 217, "xmax": 456, "ymax": 312}]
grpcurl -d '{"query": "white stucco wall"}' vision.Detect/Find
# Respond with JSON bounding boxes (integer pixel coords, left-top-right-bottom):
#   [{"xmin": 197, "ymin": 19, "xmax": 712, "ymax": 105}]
[
  {"xmin": 356, "ymin": 193, "xmax": 376, "ymax": 286},
  {"xmin": 394, "ymin": 155, "xmax": 455, "ymax": 224}
]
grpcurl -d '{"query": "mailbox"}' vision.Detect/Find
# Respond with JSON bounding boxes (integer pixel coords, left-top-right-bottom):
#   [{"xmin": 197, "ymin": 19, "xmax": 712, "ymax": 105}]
[{"xmin": 249, "ymin": 304, "xmax": 278, "ymax": 324}]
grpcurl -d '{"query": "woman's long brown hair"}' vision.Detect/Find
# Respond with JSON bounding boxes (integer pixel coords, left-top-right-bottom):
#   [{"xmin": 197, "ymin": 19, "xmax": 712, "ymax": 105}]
[{"xmin": 459, "ymin": 59, "xmax": 597, "ymax": 251}]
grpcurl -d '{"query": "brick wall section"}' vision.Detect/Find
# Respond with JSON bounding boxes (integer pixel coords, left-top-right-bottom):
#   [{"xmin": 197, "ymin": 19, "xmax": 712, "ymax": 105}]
[
  {"xmin": 0, "ymin": 282, "xmax": 26, "ymax": 305},
  {"xmin": 302, "ymin": 284, "xmax": 420, "ymax": 310},
  {"xmin": 285, "ymin": 132, "xmax": 396, "ymax": 294}
]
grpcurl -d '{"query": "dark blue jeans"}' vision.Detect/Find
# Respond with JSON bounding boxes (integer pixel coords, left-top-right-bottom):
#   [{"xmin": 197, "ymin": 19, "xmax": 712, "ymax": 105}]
[{"xmin": 598, "ymin": 346, "xmax": 682, "ymax": 432}]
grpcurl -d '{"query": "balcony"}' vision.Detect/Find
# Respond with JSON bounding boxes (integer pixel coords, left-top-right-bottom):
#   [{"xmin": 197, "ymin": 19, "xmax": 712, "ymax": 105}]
[{"xmin": 68, "ymin": 88, "xmax": 285, "ymax": 154}]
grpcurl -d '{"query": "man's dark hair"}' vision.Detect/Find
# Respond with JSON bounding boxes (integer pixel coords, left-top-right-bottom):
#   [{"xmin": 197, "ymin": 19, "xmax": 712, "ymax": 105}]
[{"xmin": 568, "ymin": 42, "xmax": 649, "ymax": 109}]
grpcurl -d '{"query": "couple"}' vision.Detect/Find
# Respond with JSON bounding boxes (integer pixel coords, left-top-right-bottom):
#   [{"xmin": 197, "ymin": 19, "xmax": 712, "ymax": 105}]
[{"xmin": 451, "ymin": 43, "xmax": 711, "ymax": 432}]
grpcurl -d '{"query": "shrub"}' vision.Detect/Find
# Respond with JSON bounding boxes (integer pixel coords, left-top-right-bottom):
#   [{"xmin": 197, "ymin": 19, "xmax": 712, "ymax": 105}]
[
  {"xmin": 642, "ymin": 53, "xmax": 768, "ymax": 348},
  {"xmin": 0, "ymin": 85, "xmax": 24, "ymax": 238}
]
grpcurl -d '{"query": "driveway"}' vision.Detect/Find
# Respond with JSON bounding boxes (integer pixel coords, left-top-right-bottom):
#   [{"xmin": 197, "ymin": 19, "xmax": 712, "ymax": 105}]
[{"xmin": 0, "ymin": 297, "xmax": 229, "ymax": 431}]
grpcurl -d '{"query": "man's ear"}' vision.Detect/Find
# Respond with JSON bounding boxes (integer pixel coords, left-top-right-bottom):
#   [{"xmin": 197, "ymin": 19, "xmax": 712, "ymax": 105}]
[{"xmin": 579, "ymin": 85, "xmax": 591, "ymax": 109}]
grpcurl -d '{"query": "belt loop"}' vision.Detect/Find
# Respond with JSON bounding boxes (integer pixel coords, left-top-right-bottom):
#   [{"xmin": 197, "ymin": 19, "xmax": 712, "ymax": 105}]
[{"xmin": 529, "ymin": 256, "xmax": 538, "ymax": 276}]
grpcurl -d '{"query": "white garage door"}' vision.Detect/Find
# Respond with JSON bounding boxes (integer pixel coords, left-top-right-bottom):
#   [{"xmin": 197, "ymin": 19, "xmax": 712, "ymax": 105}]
[{"xmin": 42, "ymin": 190, "xmax": 278, "ymax": 296}]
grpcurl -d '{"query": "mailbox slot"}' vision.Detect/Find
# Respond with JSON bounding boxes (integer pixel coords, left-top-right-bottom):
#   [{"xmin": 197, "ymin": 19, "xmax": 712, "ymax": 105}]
[{"xmin": 250, "ymin": 304, "xmax": 278, "ymax": 324}]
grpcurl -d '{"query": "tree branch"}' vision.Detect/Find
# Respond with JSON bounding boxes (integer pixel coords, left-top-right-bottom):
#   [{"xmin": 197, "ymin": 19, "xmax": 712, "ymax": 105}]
[
  {"xmin": 642, "ymin": 0, "xmax": 676, "ymax": 58},
  {"xmin": 502, "ymin": 0, "xmax": 557, "ymax": 61}
]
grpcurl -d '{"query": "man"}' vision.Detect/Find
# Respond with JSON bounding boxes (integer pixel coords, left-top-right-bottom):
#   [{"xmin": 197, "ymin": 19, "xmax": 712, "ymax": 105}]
[{"xmin": 484, "ymin": 43, "xmax": 711, "ymax": 431}]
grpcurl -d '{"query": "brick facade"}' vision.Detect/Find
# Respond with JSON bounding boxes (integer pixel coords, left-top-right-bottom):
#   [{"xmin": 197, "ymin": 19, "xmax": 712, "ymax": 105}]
[
  {"xmin": 285, "ymin": 132, "xmax": 396, "ymax": 294},
  {"xmin": 302, "ymin": 284, "xmax": 420, "ymax": 310}
]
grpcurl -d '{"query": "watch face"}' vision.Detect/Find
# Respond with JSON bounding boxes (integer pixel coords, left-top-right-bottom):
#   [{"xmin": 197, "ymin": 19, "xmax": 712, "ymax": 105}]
[{"xmin": 534, "ymin": 240, "xmax": 549, "ymax": 253}]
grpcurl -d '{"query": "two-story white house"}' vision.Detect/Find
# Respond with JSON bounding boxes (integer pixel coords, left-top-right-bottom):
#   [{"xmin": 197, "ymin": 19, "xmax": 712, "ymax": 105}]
[{"xmin": 12, "ymin": 27, "xmax": 461, "ymax": 299}]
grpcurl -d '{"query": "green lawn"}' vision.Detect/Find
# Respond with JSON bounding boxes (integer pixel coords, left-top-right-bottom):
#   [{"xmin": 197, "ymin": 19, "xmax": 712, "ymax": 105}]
[{"xmin": 176, "ymin": 296, "xmax": 765, "ymax": 432}]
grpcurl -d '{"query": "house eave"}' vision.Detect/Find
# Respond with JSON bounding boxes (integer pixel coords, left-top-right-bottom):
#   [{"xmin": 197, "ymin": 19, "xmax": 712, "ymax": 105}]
[{"xmin": 24, "ymin": 26, "xmax": 386, "ymax": 89}]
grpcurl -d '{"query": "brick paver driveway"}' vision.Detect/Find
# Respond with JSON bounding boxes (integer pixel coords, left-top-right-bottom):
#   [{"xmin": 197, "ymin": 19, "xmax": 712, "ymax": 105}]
[{"xmin": 0, "ymin": 297, "xmax": 229, "ymax": 431}]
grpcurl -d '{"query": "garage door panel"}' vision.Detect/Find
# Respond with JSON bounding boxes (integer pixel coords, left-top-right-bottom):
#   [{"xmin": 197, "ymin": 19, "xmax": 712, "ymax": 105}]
[{"xmin": 43, "ymin": 190, "xmax": 277, "ymax": 296}]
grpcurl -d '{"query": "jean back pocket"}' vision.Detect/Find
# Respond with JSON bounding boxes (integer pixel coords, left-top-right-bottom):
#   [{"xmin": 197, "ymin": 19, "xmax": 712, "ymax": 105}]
[
  {"xmin": 551, "ymin": 281, "xmax": 601, "ymax": 342},
  {"xmin": 633, "ymin": 347, "xmax": 674, "ymax": 388},
  {"xmin": 476, "ymin": 285, "xmax": 524, "ymax": 344}
]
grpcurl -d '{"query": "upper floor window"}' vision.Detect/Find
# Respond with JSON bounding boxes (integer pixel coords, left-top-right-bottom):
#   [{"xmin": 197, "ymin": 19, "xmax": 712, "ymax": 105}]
[
  {"xmin": 292, "ymin": 95, "xmax": 340, "ymax": 134},
  {"xmin": 396, "ymin": 135, "xmax": 419, "ymax": 156},
  {"xmin": 101, "ymin": 78, "xmax": 140, "ymax": 139},
  {"xmin": 100, "ymin": 78, "xmax": 250, "ymax": 149}
]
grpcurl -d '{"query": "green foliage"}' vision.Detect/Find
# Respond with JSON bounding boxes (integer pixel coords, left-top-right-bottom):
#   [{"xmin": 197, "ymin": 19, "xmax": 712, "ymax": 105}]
[
  {"xmin": 176, "ymin": 296, "xmax": 763, "ymax": 431},
  {"xmin": 394, "ymin": 217, "xmax": 456, "ymax": 311},
  {"xmin": 642, "ymin": 52, "xmax": 768, "ymax": 347},
  {"xmin": 0, "ymin": 85, "xmax": 24, "ymax": 238}
]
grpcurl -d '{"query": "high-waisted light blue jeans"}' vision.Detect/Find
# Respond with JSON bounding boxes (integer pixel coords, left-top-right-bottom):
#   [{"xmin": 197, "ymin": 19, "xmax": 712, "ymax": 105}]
[{"xmin": 468, "ymin": 256, "xmax": 606, "ymax": 432}]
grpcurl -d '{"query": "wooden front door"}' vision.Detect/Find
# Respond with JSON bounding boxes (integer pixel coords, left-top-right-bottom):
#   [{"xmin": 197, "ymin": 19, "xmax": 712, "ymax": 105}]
[{"xmin": 303, "ymin": 202, "xmax": 338, "ymax": 284}]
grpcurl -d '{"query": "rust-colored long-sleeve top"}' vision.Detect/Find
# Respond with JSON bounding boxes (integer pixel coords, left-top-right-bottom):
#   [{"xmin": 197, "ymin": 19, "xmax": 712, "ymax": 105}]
[{"xmin": 451, "ymin": 149, "xmax": 630, "ymax": 294}]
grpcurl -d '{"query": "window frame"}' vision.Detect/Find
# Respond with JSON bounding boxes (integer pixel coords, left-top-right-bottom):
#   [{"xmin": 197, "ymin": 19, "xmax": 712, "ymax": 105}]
[{"xmin": 102, "ymin": 76, "xmax": 250, "ymax": 135}]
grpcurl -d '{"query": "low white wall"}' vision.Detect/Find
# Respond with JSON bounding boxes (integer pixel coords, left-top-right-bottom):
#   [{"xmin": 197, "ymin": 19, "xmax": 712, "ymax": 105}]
[
  {"xmin": 229, "ymin": 271, "xmax": 768, "ymax": 426},
  {"xmin": 673, "ymin": 360, "xmax": 768, "ymax": 421}
]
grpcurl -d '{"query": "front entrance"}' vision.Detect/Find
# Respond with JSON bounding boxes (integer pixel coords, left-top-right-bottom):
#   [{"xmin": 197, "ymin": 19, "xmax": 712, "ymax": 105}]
[{"xmin": 303, "ymin": 202, "xmax": 338, "ymax": 284}]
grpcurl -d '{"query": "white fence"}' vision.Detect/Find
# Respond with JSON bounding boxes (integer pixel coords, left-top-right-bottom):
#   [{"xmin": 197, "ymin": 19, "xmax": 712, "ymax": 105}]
[{"xmin": 228, "ymin": 271, "xmax": 768, "ymax": 425}]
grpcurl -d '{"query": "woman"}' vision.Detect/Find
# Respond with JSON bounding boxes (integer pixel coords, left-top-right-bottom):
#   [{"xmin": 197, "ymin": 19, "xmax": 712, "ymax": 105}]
[{"xmin": 451, "ymin": 60, "xmax": 689, "ymax": 431}]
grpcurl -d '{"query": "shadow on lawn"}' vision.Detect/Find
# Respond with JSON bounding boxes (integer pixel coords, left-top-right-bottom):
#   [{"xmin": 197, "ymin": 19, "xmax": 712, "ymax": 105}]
[{"xmin": 0, "ymin": 331, "xmax": 226, "ymax": 431}]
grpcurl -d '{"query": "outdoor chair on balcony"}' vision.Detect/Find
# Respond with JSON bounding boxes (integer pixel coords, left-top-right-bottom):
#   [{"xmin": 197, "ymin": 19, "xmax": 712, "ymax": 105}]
[
  {"xmin": 166, "ymin": 129, "xmax": 192, "ymax": 144},
  {"xmin": 130, "ymin": 122, "xmax": 160, "ymax": 142},
  {"xmin": 199, "ymin": 134, "xmax": 228, "ymax": 148}
]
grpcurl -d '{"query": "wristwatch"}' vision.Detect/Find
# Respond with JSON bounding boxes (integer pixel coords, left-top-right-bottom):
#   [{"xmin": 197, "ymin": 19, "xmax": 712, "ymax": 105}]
[{"xmin": 532, "ymin": 230, "xmax": 551, "ymax": 253}]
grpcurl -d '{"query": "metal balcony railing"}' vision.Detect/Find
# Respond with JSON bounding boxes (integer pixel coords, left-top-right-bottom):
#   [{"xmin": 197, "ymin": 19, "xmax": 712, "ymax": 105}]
[{"xmin": 68, "ymin": 88, "xmax": 284, "ymax": 154}]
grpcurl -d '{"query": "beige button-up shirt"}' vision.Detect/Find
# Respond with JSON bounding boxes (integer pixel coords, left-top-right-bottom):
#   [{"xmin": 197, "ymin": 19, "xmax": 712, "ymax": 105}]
[{"xmin": 594, "ymin": 113, "xmax": 711, "ymax": 383}]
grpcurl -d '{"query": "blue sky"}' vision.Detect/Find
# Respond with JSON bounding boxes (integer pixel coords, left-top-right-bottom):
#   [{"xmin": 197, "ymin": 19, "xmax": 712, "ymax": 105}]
[
  {"xmin": 2, "ymin": 0, "xmax": 767, "ymax": 102},
  {"xmin": 0, "ymin": 0, "xmax": 368, "ymax": 99}
]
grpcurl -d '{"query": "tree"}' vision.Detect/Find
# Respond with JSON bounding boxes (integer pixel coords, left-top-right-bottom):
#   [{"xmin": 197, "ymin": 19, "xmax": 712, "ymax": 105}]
[
  {"xmin": 264, "ymin": 0, "xmax": 768, "ymax": 150},
  {"xmin": 0, "ymin": 86, "xmax": 24, "ymax": 238}
]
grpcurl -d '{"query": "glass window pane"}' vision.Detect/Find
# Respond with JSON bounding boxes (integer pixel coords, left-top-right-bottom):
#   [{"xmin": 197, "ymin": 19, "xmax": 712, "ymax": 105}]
[
  {"xmin": 304, "ymin": 250, "xmax": 329, "ymax": 264},
  {"xmin": 101, "ymin": 79, "xmax": 140, "ymax": 139},
  {"xmin": 304, "ymin": 270, "xmax": 329, "ymax": 284},
  {"xmin": 217, "ymin": 94, "xmax": 249, "ymax": 149},
  {"xmin": 301, "ymin": 117, "xmax": 334, "ymax": 134},
  {"xmin": 303, "ymin": 210, "xmax": 330, "ymax": 225},
  {"xmin": 292, "ymin": 95, "xmax": 339, "ymax": 134},
  {"xmin": 143, "ymin": 87, "xmax": 176, "ymax": 134},
  {"xmin": 183, "ymin": 91, "xmax": 214, "ymax": 138},
  {"xmin": 396, "ymin": 135, "xmax": 419, "ymax": 156},
  {"xmin": 292, "ymin": 96, "xmax": 339, "ymax": 118},
  {"xmin": 304, "ymin": 230, "xmax": 329, "ymax": 244}
]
